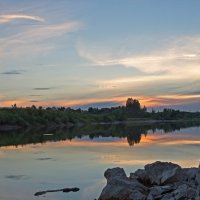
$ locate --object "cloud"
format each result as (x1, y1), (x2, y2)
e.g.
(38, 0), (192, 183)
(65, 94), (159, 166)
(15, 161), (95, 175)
(0, 70), (26, 75)
(92, 74), (200, 106)
(4, 175), (28, 180)
(0, 14), (45, 23)
(0, 21), (83, 58)
(29, 95), (43, 97)
(33, 87), (52, 90)
(17, 21), (82, 41)
(29, 100), (40, 103)
(77, 36), (200, 75)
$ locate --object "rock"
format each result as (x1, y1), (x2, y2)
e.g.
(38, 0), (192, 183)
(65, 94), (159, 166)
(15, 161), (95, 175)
(132, 169), (151, 186)
(144, 161), (183, 185)
(148, 185), (174, 199)
(98, 161), (200, 200)
(184, 168), (198, 182)
(146, 193), (154, 200)
(173, 183), (197, 199)
(104, 167), (127, 181)
(99, 167), (148, 200)
(160, 193), (175, 200)
(196, 168), (200, 185)
(128, 190), (146, 200)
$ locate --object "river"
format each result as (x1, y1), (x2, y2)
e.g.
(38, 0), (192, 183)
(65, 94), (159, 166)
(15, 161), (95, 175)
(0, 123), (199, 200)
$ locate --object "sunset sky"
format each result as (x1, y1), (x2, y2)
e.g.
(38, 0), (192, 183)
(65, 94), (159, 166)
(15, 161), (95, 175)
(0, 0), (200, 110)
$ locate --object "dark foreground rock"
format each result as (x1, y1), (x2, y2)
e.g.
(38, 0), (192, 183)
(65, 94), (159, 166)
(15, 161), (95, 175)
(34, 187), (79, 196)
(98, 161), (200, 200)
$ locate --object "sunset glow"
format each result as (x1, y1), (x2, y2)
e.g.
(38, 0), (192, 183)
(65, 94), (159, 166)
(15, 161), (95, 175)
(0, 94), (199, 109)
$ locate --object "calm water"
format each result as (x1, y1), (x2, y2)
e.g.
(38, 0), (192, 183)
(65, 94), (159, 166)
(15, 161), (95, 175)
(0, 124), (200, 200)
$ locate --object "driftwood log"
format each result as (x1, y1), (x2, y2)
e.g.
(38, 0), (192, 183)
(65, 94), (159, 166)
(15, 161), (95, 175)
(34, 187), (79, 196)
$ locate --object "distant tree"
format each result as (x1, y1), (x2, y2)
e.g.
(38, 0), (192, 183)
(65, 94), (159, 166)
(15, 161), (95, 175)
(59, 107), (65, 111)
(31, 105), (36, 109)
(142, 106), (147, 112)
(88, 107), (99, 114)
(12, 104), (17, 109)
(76, 108), (82, 113)
(126, 98), (141, 112)
(88, 107), (94, 113)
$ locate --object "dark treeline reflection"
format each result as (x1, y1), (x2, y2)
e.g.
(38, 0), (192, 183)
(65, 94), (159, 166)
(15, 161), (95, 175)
(0, 121), (200, 148)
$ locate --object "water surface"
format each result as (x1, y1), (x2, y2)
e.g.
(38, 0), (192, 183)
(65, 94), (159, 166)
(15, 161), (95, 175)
(0, 123), (199, 200)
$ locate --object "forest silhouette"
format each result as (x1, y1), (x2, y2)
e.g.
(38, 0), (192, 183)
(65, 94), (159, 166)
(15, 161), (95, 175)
(0, 98), (200, 128)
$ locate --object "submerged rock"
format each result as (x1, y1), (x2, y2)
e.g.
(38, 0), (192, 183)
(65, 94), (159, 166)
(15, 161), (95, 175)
(98, 161), (200, 200)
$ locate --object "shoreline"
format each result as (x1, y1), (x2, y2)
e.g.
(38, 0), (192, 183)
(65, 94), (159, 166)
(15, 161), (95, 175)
(0, 118), (200, 131)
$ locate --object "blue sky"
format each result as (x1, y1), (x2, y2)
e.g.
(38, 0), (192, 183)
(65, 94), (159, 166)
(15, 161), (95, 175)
(0, 0), (200, 110)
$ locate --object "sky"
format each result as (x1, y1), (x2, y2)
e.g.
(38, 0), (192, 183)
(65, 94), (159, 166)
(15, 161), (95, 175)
(0, 0), (200, 111)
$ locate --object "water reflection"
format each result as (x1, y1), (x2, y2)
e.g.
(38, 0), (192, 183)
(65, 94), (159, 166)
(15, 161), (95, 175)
(0, 123), (199, 200)
(0, 121), (200, 148)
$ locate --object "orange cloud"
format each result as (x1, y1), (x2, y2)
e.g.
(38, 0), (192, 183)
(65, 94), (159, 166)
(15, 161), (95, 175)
(0, 94), (199, 108)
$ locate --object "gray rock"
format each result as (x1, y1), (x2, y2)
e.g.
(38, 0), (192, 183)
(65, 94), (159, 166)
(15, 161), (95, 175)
(183, 167), (198, 184)
(161, 193), (175, 200)
(99, 168), (148, 200)
(173, 183), (197, 199)
(98, 161), (200, 200)
(196, 168), (200, 185)
(132, 169), (151, 186)
(147, 185), (174, 200)
(146, 193), (154, 200)
(195, 196), (200, 200)
(99, 180), (147, 200)
(144, 161), (183, 185)
(129, 190), (146, 200)
(105, 167), (127, 180)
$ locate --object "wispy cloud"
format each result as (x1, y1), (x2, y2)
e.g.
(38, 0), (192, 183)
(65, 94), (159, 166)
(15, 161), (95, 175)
(33, 87), (52, 91)
(0, 21), (83, 58)
(0, 70), (26, 75)
(28, 95), (43, 97)
(77, 36), (200, 75)
(29, 100), (40, 103)
(93, 74), (200, 104)
(0, 14), (45, 23)
(17, 21), (82, 41)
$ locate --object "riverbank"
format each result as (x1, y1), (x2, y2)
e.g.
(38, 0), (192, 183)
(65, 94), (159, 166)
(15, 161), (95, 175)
(1, 118), (200, 131)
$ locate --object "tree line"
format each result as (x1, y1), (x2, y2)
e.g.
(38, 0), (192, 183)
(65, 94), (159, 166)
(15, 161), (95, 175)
(0, 98), (199, 127)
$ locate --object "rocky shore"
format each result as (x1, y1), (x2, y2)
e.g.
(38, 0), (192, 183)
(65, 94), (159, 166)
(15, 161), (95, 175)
(98, 161), (200, 200)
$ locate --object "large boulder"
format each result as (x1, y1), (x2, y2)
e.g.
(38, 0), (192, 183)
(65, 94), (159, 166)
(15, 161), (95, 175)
(144, 161), (184, 185)
(104, 167), (127, 182)
(99, 167), (148, 200)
